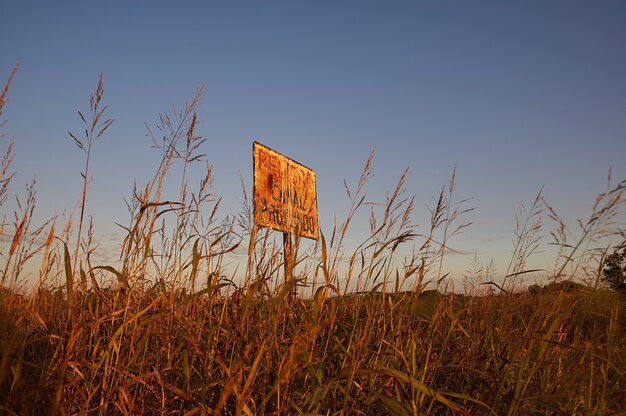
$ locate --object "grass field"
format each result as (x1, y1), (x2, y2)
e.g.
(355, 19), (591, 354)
(1, 68), (625, 415)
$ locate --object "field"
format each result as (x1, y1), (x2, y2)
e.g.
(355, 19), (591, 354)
(1, 68), (625, 415)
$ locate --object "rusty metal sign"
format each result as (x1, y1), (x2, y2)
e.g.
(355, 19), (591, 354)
(253, 141), (318, 239)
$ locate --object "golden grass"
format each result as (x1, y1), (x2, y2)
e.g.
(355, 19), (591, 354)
(0, 69), (625, 415)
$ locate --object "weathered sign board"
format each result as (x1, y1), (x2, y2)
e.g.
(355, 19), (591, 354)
(253, 141), (318, 240)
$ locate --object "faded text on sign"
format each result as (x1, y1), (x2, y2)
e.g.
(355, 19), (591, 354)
(253, 142), (318, 239)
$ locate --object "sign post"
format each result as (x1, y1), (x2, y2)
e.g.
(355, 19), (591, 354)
(253, 142), (318, 296)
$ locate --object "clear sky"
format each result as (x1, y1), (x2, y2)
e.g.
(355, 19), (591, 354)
(1, 1), (625, 289)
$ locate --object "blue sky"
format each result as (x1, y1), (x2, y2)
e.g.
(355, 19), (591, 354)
(1, 1), (625, 288)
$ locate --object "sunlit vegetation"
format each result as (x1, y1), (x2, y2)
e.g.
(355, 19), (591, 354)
(1, 68), (625, 415)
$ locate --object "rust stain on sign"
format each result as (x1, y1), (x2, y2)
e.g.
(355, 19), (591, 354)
(253, 141), (318, 239)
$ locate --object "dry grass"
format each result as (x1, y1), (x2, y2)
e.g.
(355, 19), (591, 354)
(0, 69), (625, 415)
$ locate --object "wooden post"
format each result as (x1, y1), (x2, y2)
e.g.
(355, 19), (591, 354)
(283, 232), (295, 299)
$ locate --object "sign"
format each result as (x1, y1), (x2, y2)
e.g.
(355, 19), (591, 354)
(253, 141), (318, 239)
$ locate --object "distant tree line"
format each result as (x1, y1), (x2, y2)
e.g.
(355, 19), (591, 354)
(603, 243), (626, 292)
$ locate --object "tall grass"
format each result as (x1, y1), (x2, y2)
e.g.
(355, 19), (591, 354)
(0, 69), (625, 415)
